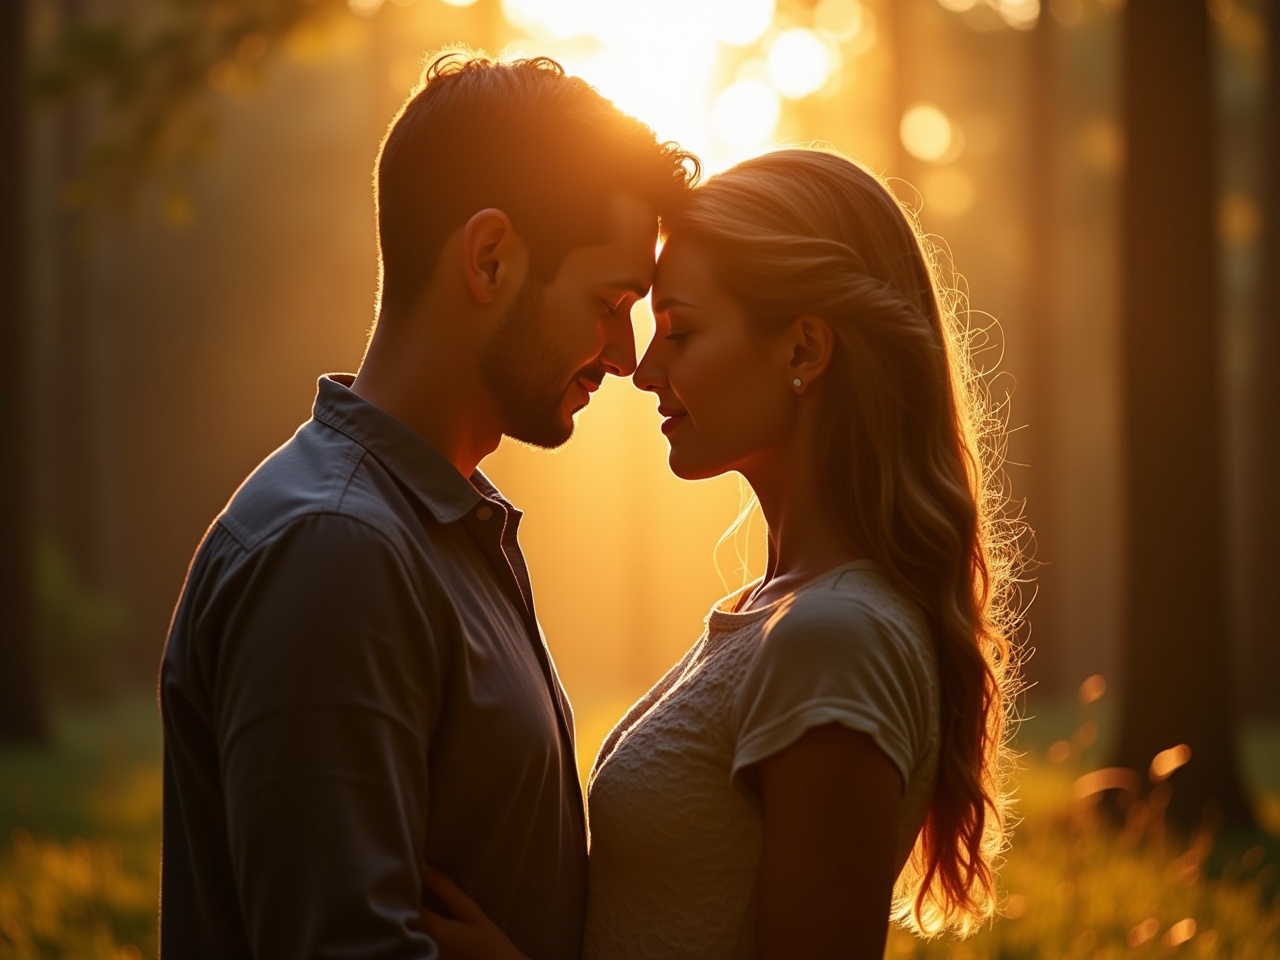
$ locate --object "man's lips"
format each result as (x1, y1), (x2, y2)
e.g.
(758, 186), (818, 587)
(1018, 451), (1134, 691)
(572, 376), (603, 407)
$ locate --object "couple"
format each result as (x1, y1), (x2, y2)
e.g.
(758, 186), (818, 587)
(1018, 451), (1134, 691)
(159, 51), (1019, 960)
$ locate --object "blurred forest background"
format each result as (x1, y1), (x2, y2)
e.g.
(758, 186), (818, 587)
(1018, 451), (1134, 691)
(1, 0), (1278, 956)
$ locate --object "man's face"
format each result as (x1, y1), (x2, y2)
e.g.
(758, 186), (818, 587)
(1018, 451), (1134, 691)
(479, 194), (658, 449)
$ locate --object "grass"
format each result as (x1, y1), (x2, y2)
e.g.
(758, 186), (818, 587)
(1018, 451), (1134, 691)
(0, 698), (161, 960)
(883, 762), (1280, 958)
(1, 693), (1278, 958)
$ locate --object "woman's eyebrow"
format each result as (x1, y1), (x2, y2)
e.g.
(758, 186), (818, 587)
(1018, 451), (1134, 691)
(652, 296), (693, 314)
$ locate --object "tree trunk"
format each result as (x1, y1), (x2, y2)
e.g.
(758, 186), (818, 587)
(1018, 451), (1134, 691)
(1113, 0), (1253, 829)
(49, 0), (103, 591)
(1238, 0), (1280, 719)
(0, 0), (48, 743)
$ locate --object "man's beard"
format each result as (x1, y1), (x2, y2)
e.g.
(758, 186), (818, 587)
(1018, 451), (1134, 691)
(478, 278), (580, 450)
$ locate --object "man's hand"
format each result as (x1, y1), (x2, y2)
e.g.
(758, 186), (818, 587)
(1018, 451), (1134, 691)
(417, 866), (530, 960)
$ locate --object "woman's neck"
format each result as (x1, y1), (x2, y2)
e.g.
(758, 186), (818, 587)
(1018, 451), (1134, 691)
(739, 452), (861, 611)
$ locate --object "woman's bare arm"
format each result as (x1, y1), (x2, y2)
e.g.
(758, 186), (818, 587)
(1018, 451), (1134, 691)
(750, 722), (903, 960)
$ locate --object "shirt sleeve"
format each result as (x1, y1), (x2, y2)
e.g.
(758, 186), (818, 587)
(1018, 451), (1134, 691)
(212, 514), (442, 960)
(730, 592), (932, 806)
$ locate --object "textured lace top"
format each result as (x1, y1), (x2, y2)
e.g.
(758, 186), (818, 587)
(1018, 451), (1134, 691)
(583, 560), (941, 960)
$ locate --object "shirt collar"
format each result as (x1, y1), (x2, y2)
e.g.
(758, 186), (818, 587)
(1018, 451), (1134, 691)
(311, 373), (512, 524)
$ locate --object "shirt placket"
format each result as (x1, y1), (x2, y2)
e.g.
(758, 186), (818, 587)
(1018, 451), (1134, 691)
(462, 502), (583, 802)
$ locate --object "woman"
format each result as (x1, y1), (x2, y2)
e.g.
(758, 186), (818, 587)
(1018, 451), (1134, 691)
(424, 147), (1022, 958)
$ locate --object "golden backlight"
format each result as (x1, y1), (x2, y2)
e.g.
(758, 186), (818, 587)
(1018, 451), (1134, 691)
(459, 0), (878, 777)
(467, 2), (808, 774)
(483, 306), (761, 780)
(365, 0), (892, 776)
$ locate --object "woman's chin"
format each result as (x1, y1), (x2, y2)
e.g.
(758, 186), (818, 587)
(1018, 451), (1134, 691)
(666, 452), (727, 482)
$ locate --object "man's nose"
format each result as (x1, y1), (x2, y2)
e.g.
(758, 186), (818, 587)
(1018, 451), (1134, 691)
(601, 313), (638, 378)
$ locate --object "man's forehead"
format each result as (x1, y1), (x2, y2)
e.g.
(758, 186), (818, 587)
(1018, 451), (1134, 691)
(579, 194), (660, 289)
(607, 192), (659, 239)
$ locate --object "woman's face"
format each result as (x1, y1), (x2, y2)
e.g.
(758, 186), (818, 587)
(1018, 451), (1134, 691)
(635, 238), (797, 480)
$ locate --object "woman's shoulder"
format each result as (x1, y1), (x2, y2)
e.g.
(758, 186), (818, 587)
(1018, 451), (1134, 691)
(731, 562), (941, 789)
(761, 562), (929, 652)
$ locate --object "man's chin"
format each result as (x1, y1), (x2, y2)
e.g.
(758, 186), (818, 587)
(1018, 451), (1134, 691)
(505, 414), (575, 451)
(498, 384), (587, 450)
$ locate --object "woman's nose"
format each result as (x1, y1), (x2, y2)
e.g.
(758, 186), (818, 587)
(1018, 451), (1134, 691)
(632, 340), (665, 392)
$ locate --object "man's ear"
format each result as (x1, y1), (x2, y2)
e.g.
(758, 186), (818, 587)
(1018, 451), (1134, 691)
(461, 208), (527, 305)
(783, 314), (836, 391)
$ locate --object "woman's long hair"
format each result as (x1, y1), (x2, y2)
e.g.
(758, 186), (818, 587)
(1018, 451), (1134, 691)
(667, 148), (1023, 937)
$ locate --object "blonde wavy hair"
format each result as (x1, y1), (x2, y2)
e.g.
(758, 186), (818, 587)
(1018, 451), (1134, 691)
(667, 148), (1023, 937)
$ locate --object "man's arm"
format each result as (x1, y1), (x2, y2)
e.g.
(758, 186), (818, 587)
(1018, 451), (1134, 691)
(214, 514), (441, 960)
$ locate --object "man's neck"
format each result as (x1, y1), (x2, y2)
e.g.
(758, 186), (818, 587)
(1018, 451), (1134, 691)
(351, 320), (501, 480)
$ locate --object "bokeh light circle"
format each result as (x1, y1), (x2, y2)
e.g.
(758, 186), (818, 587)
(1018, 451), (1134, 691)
(766, 28), (835, 100)
(900, 102), (954, 162)
(716, 0), (776, 46)
(814, 0), (866, 42)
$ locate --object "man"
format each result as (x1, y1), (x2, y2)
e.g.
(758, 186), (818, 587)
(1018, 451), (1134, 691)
(159, 52), (698, 959)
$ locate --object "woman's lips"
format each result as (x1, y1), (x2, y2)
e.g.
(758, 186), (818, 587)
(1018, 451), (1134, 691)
(659, 411), (686, 435)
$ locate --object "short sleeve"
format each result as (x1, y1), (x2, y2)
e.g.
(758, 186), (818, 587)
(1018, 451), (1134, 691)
(730, 591), (933, 805)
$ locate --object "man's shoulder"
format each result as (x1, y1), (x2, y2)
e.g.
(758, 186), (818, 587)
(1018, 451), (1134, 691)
(216, 418), (409, 553)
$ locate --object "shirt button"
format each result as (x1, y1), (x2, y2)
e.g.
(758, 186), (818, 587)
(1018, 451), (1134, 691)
(475, 505), (494, 521)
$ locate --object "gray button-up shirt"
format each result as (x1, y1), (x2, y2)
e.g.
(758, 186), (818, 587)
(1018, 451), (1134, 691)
(160, 375), (586, 960)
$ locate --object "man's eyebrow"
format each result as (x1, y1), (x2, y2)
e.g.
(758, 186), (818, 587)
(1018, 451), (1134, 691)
(652, 296), (693, 314)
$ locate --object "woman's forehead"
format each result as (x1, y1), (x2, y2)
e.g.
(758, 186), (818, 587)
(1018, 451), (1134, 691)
(653, 237), (714, 296)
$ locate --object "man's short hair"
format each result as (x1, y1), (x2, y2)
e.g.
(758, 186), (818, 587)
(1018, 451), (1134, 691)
(375, 52), (700, 316)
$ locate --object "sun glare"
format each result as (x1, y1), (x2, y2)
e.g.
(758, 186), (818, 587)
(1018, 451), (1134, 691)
(476, 0), (869, 172)
(712, 80), (781, 152)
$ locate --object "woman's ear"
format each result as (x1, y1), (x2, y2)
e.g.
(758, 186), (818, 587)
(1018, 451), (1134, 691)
(784, 314), (836, 392)
(461, 208), (528, 305)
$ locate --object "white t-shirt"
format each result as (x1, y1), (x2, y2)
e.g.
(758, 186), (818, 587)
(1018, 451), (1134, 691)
(583, 560), (940, 960)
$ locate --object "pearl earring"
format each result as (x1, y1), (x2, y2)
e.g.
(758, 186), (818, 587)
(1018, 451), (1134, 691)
(792, 378), (803, 389)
